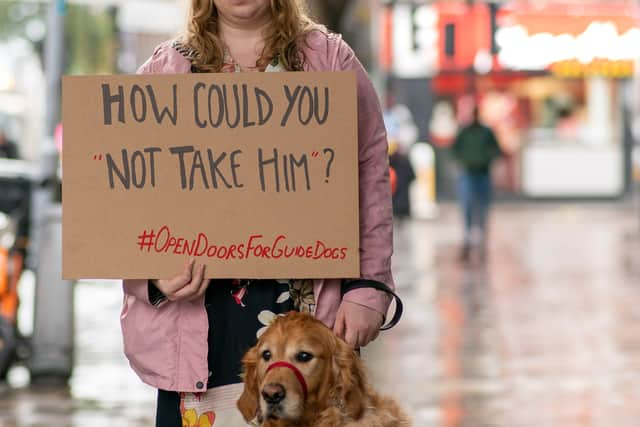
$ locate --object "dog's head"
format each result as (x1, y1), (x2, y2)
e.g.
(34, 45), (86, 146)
(237, 312), (367, 424)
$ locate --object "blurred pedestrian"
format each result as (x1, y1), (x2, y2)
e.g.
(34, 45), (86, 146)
(0, 129), (19, 159)
(120, 1), (397, 426)
(451, 106), (502, 261)
(389, 141), (415, 219)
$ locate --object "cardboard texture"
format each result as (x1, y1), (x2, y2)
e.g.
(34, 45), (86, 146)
(62, 72), (359, 279)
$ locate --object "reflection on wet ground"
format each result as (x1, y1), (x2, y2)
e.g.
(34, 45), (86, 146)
(1, 282), (156, 426)
(366, 203), (640, 427)
(1, 203), (639, 426)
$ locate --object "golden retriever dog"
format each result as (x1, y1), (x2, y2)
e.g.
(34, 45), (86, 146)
(237, 312), (411, 426)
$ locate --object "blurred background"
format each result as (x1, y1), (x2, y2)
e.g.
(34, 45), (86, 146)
(0, 0), (639, 426)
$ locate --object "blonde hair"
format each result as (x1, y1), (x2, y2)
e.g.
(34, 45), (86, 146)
(182, 0), (318, 72)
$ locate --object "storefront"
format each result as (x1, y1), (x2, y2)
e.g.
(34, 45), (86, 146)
(496, 3), (637, 198)
(380, 1), (639, 199)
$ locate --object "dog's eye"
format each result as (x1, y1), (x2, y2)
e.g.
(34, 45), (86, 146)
(261, 350), (272, 361)
(295, 352), (314, 363)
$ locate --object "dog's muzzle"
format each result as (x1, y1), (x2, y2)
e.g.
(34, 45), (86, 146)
(265, 361), (308, 401)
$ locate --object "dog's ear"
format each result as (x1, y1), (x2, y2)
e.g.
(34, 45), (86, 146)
(331, 337), (367, 419)
(237, 346), (261, 423)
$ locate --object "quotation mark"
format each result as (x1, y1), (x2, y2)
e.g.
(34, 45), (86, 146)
(137, 229), (156, 252)
(93, 154), (103, 160)
(311, 151), (319, 158)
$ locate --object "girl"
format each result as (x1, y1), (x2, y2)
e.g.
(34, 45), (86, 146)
(121, 1), (396, 425)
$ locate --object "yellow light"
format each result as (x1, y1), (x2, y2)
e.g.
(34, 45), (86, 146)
(571, 61), (582, 78)
(612, 62), (621, 78)
(550, 59), (636, 79)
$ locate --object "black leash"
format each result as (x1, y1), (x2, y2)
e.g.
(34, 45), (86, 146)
(342, 279), (403, 331)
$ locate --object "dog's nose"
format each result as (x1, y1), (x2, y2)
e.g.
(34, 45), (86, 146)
(261, 383), (286, 405)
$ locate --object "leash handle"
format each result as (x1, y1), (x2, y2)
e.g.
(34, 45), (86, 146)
(341, 280), (403, 331)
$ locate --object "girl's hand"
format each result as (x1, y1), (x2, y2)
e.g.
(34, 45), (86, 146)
(333, 300), (384, 348)
(154, 259), (208, 302)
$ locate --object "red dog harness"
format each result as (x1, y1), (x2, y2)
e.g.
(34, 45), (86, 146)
(266, 361), (308, 401)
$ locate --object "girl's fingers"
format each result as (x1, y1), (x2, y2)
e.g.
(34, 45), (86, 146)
(158, 259), (195, 296)
(171, 263), (205, 300)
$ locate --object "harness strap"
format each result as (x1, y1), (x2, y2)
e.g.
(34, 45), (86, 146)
(266, 361), (308, 401)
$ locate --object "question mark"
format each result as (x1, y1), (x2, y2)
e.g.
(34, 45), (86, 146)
(323, 148), (335, 183)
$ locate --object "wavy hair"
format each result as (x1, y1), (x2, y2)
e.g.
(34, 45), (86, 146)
(182, 0), (318, 72)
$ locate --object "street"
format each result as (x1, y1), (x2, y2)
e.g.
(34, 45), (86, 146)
(1, 202), (639, 427)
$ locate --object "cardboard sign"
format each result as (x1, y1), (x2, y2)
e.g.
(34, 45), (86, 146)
(62, 73), (359, 279)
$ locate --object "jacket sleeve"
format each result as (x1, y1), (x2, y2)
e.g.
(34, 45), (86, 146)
(123, 279), (149, 302)
(121, 43), (174, 306)
(331, 37), (394, 317)
(451, 129), (463, 161)
(488, 127), (503, 159)
(136, 43), (168, 75)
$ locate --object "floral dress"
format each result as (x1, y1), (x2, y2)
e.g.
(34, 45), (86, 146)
(155, 41), (316, 427)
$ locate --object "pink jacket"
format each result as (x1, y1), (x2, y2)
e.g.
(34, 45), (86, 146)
(121, 30), (394, 392)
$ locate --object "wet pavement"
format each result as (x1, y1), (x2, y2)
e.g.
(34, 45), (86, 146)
(1, 203), (639, 426)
